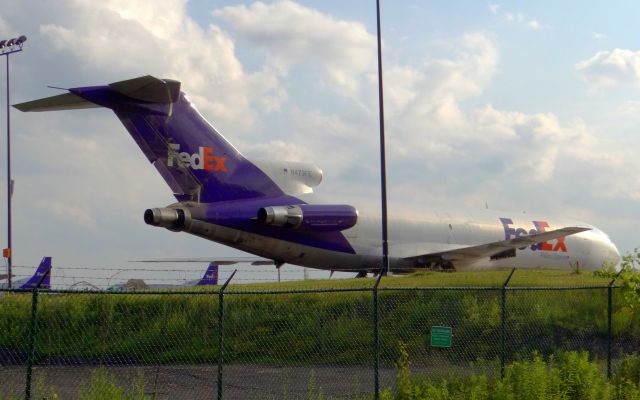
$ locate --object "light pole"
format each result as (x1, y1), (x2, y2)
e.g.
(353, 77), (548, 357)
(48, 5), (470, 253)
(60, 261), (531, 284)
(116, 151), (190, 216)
(375, 1), (389, 276)
(1, 35), (27, 289)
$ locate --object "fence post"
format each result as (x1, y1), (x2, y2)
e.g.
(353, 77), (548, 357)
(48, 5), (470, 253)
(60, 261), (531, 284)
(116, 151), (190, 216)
(24, 269), (49, 400)
(217, 270), (236, 400)
(607, 272), (621, 379)
(373, 269), (384, 400)
(501, 268), (516, 379)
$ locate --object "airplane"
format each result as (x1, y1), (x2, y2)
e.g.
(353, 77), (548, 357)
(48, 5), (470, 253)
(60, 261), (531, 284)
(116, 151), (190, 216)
(0, 257), (52, 289)
(14, 76), (621, 275)
(107, 263), (219, 291)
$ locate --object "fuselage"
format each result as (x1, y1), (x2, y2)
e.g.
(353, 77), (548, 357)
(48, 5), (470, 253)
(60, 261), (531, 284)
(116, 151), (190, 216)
(176, 198), (621, 273)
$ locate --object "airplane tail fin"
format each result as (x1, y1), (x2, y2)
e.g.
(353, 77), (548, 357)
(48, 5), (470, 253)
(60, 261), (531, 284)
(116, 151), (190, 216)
(14, 76), (284, 203)
(20, 257), (52, 289)
(197, 263), (219, 286)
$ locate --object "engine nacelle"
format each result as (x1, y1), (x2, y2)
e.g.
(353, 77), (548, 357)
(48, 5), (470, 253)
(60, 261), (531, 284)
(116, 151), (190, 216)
(257, 204), (357, 231)
(144, 207), (191, 231)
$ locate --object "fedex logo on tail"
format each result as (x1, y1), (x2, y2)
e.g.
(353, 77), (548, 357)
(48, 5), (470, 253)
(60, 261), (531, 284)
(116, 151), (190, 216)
(167, 143), (227, 172)
(500, 218), (567, 252)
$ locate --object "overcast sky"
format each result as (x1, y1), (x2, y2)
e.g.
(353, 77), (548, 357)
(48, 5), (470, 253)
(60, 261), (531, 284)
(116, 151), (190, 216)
(0, 0), (639, 283)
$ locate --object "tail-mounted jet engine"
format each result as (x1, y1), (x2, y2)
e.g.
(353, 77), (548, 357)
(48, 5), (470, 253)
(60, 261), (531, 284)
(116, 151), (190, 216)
(144, 203), (357, 233)
(144, 207), (191, 232)
(257, 204), (357, 232)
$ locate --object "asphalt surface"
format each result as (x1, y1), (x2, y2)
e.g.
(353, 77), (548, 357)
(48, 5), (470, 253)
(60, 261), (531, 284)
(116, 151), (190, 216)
(1, 364), (397, 399)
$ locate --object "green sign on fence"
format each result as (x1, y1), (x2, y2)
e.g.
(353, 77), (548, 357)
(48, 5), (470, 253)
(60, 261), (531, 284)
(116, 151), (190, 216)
(431, 326), (452, 347)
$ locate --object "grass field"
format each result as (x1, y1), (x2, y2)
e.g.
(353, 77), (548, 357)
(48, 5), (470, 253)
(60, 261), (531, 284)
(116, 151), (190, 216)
(221, 268), (614, 292)
(0, 268), (635, 368)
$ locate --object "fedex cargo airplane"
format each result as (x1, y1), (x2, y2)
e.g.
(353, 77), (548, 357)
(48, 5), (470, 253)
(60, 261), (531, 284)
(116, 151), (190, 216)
(107, 263), (218, 291)
(15, 76), (621, 274)
(0, 257), (52, 289)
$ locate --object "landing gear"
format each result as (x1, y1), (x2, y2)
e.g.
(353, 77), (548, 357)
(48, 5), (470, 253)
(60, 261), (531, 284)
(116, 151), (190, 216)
(440, 261), (455, 272)
(275, 260), (284, 282)
(418, 260), (456, 272)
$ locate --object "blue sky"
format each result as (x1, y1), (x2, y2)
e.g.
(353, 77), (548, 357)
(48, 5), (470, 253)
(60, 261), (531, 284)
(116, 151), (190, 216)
(0, 0), (638, 285)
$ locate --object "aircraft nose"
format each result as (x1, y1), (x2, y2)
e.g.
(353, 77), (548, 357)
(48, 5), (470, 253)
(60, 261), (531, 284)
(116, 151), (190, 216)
(605, 240), (621, 267)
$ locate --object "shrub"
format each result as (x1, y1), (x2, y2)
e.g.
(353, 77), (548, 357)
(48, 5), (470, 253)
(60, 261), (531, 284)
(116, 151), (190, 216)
(77, 368), (149, 400)
(384, 351), (640, 400)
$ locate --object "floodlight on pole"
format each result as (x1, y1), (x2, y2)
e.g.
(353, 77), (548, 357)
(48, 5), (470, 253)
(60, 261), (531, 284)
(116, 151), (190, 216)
(1, 35), (27, 288)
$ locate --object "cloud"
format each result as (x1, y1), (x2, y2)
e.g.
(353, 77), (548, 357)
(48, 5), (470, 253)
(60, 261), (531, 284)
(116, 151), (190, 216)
(497, 8), (543, 30)
(0, 15), (12, 33)
(37, 0), (286, 131)
(213, 0), (376, 98)
(592, 31), (606, 40)
(527, 20), (540, 30)
(363, 33), (640, 222)
(576, 48), (640, 90)
(505, 12), (523, 23)
(384, 33), (498, 155)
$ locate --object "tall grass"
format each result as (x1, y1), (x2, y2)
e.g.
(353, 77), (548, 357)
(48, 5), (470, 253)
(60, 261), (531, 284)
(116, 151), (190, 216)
(383, 346), (640, 400)
(77, 369), (148, 400)
(0, 271), (636, 365)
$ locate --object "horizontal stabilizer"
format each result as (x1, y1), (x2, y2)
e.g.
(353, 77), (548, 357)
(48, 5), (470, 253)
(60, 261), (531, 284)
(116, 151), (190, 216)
(132, 256), (276, 266)
(109, 75), (180, 104)
(13, 75), (181, 113)
(13, 92), (99, 112)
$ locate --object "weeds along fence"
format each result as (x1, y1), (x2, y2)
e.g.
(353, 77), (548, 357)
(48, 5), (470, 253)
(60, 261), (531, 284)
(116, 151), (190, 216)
(0, 274), (637, 399)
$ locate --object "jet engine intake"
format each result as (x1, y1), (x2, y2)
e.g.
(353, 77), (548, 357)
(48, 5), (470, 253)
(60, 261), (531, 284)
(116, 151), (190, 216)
(257, 204), (357, 232)
(144, 207), (191, 231)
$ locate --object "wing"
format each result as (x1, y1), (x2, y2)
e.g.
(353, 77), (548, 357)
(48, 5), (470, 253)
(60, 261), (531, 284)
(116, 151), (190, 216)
(132, 256), (277, 266)
(403, 226), (590, 267)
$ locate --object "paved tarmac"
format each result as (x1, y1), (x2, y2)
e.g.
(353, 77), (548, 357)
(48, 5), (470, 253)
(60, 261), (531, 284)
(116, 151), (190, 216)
(1, 364), (396, 399)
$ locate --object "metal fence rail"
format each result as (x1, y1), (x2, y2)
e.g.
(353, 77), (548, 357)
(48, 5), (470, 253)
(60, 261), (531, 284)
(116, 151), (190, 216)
(0, 278), (637, 399)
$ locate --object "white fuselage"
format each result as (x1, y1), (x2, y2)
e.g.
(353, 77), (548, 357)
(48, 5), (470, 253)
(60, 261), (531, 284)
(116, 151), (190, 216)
(182, 202), (620, 273)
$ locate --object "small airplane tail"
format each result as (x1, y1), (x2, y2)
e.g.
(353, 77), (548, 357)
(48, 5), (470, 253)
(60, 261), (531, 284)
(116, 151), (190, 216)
(14, 76), (285, 203)
(197, 263), (219, 286)
(20, 257), (52, 289)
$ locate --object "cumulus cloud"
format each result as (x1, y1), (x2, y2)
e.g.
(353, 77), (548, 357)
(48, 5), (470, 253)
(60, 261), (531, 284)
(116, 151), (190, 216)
(576, 48), (640, 90)
(38, 0), (287, 131)
(384, 33), (498, 154)
(369, 32), (640, 221)
(213, 0), (376, 98)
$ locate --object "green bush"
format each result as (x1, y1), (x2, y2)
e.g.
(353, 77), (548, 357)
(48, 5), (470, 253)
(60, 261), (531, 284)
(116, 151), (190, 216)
(384, 351), (640, 400)
(77, 368), (149, 400)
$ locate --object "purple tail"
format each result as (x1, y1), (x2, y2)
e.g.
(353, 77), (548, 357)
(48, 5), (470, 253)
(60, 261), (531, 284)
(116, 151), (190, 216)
(20, 257), (51, 289)
(197, 263), (218, 286)
(14, 76), (283, 203)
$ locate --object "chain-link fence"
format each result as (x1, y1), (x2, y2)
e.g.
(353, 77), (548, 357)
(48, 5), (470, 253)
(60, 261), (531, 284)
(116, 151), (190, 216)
(0, 276), (637, 399)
